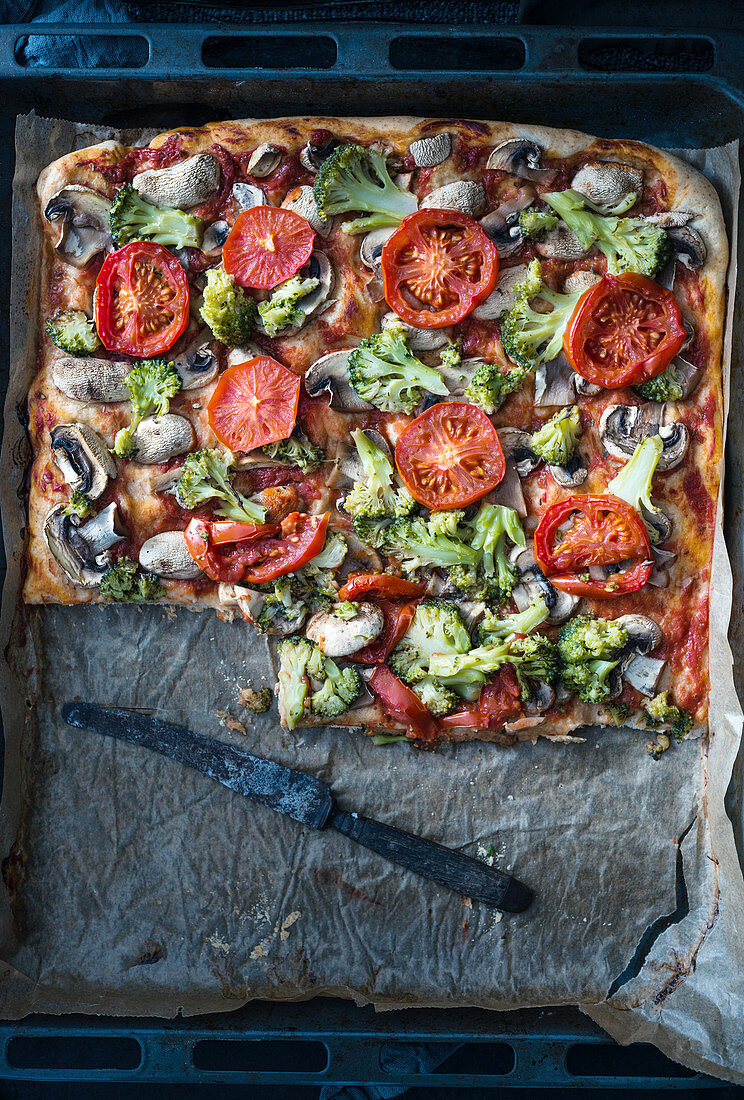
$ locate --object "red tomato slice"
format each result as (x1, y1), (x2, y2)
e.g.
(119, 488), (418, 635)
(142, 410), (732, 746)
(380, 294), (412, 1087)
(564, 273), (686, 388)
(208, 356), (301, 453)
(209, 521), (278, 545)
(395, 401), (505, 510)
(533, 494), (652, 598)
(382, 209), (498, 328)
(95, 241), (189, 357)
(222, 206), (315, 289)
(368, 665), (438, 740)
(242, 511), (329, 584)
(352, 600), (418, 664)
(184, 517), (280, 582)
(440, 668), (522, 730)
(337, 574), (426, 602)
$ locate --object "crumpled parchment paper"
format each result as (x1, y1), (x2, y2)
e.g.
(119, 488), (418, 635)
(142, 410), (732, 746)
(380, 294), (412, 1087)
(0, 114), (742, 1082)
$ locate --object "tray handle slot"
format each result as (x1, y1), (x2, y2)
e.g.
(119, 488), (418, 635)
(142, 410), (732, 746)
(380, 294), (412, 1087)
(14, 32), (149, 70)
(202, 33), (337, 71)
(388, 34), (525, 72)
(578, 36), (715, 73)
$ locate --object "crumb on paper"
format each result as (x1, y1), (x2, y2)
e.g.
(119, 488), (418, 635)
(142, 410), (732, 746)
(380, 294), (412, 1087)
(206, 933), (231, 955)
(215, 709), (249, 735)
(279, 911), (301, 940)
(250, 909), (302, 959)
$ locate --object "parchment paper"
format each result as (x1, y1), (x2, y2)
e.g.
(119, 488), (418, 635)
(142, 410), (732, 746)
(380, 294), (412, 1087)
(1, 114), (743, 1081)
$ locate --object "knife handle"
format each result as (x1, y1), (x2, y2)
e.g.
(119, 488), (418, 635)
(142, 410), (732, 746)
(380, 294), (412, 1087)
(327, 808), (533, 913)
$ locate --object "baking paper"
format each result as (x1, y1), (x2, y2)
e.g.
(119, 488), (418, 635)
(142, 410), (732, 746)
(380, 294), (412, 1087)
(0, 114), (742, 1081)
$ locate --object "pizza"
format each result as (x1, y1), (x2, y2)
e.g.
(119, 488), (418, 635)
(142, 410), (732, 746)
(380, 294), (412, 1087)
(25, 116), (727, 748)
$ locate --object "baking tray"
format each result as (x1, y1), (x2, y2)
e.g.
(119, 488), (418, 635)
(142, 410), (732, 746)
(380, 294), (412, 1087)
(0, 21), (741, 1089)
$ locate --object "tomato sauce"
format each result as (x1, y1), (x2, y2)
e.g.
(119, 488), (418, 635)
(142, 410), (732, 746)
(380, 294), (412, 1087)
(83, 133), (185, 185)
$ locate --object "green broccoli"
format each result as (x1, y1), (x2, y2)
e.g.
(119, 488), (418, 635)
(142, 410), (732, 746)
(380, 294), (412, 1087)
(389, 600), (471, 685)
(636, 364), (685, 403)
(605, 435), (664, 541)
(561, 658), (620, 704)
(518, 206), (559, 239)
(468, 503), (526, 601)
(277, 636), (326, 729)
(426, 509), (465, 537)
(310, 656), (363, 718)
(440, 343), (462, 371)
(175, 448), (266, 523)
(263, 433), (325, 473)
(332, 601), (359, 621)
(99, 557), (166, 602)
(240, 684), (273, 713)
(110, 183), (203, 249)
(341, 429), (414, 527)
(444, 565), (505, 604)
(384, 515), (478, 572)
(411, 678), (459, 717)
(306, 529), (348, 570)
(477, 596), (549, 645)
(428, 641), (513, 699)
(508, 634), (558, 701)
(347, 326), (449, 414)
(500, 260), (584, 372)
(257, 274), (320, 337)
(200, 267), (257, 348)
(557, 613), (628, 704)
(295, 566), (338, 612)
(604, 701), (632, 726)
(543, 189), (671, 278)
(113, 359), (182, 458)
(257, 576), (308, 634)
(45, 310), (101, 356)
(530, 405), (581, 467)
(313, 143), (417, 235)
(643, 690), (693, 741)
(463, 362), (526, 414)
(63, 489), (95, 520)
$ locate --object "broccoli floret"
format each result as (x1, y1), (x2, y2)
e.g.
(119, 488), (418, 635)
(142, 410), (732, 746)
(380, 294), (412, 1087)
(646, 731), (672, 760)
(175, 448), (265, 523)
(257, 275), (320, 337)
(557, 613), (629, 664)
(428, 641), (512, 700)
(530, 405), (581, 466)
(347, 326), (449, 414)
(257, 576), (308, 634)
(332, 601), (359, 621)
(45, 310), (100, 356)
(200, 267), (257, 348)
(277, 636), (324, 729)
(240, 684), (273, 713)
(341, 429), (415, 528)
(604, 701), (632, 726)
(500, 259), (584, 372)
(427, 510), (465, 537)
(263, 433), (325, 472)
(389, 600), (471, 685)
(384, 516), (478, 572)
(313, 143), (417, 235)
(440, 343), (462, 371)
(411, 678), (459, 717)
(310, 656), (363, 719)
(518, 206), (559, 239)
(543, 189), (671, 278)
(99, 557), (166, 602)
(306, 529), (348, 570)
(643, 690), (693, 741)
(464, 362), (526, 414)
(561, 657), (620, 704)
(508, 634), (558, 700)
(63, 489), (95, 520)
(444, 565), (504, 603)
(605, 435), (664, 541)
(110, 183), (203, 249)
(636, 364), (685, 403)
(113, 359), (182, 458)
(349, 516), (391, 550)
(468, 503), (526, 600)
(477, 596), (550, 645)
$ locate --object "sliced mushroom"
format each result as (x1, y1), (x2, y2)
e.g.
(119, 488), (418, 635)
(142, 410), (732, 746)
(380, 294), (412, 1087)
(172, 329), (219, 390)
(282, 185), (331, 236)
(293, 250), (335, 325)
(599, 404), (688, 470)
(201, 219), (229, 256)
(524, 681), (556, 715)
(649, 545), (677, 588)
(549, 454), (587, 488)
(490, 442), (527, 516)
(644, 211), (694, 228)
(478, 209), (523, 257)
(218, 583), (266, 624)
(473, 264), (530, 319)
(409, 133), (452, 167)
(138, 531), (204, 580)
(128, 414), (194, 465)
(380, 311), (450, 351)
(50, 423), (116, 499)
(232, 182), (267, 212)
(44, 186), (112, 268)
(306, 602), (384, 657)
(300, 134), (340, 173)
(133, 154), (219, 209)
(622, 654), (666, 697)
(668, 354), (702, 400)
(573, 373), (602, 397)
(667, 224), (706, 269)
(571, 161), (642, 215)
(615, 613), (663, 656)
(52, 357), (131, 403)
(360, 226), (396, 270)
(534, 352), (575, 407)
(436, 355), (483, 396)
(563, 269), (602, 294)
(246, 143), (282, 178)
(486, 139), (557, 183)
(149, 466), (184, 494)
(644, 506), (673, 545)
(44, 502), (124, 587)
(421, 181), (486, 218)
(511, 547), (579, 625)
(304, 350), (372, 412)
(227, 341), (263, 368)
(536, 223), (590, 261)
(497, 427), (540, 478)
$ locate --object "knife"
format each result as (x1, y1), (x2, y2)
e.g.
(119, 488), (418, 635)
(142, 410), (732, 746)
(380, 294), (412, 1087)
(62, 702), (533, 913)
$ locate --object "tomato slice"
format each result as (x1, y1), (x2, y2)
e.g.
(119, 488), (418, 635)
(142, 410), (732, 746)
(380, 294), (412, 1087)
(184, 517), (280, 582)
(368, 665), (438, 741)
(564, 273), (686, 388)
(209, 521), (275, 545)
(222, 206), (315, 290)
(95, 241), (189, 357)
(382, 209), (498, 328)
(533, 494), (652, 598)
(337, 574), (426, 602)
(242, 511), (329, 584)
(441, 668), (522, 730)
(352, 600), (418, 664)
(395, 401), (505, 510)
(208, 356), (301, 453)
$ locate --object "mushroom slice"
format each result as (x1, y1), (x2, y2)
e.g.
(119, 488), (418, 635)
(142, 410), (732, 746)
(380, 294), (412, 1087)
(227, 341), (264, 368)
(649, 545), (677, 588)
(473, 264), (530, 319)
(300, 134), (340, 173)
(491, 434), (527, 517)
(305, 602), (384, 657)
(246, 143), (282, 178)
(380, 311), (450, 351)
(524, 681), (556, 715)
(622, 654), (666, 697)
(304, 350), (373, 412)
(44, 185), (112, 268)
(615, 613), (663, 655)
(173, 329), (219, 390)
(511, 547), (580, 625)
(133, 154), (219, 209)
(571, 161), (642, 215)
(218, 582), (266, 624)
(534, 352), (576, 407)
(201, 219), (229, 256)
(128, 414), (195, 465)
(667, 224), (706, 269)
(563, 269), (602, 295)
(282, 185), (331, 236)
(549, 454), (587, 488)
(644, 506), (673, 545)
(497, 427), (540, 478)
(52, 357), (131, 403)
(536, 223), (591, 261)
(479, 209), (523, 257)
(486, 138), (557, 183)
(232, 182), (267, 212)
(599, 404), (688, 471)
(293, 250), (336, 325)
(360, 226), (396, 270)
(644, 211), (694, 228)
(139, 531), (204, 580)
(51, 423), (116, 499)
(409, 133), (452, 167)
(421, 181), (487, 218)
(44, 502), (124, 587)
(668, 354), (702, 400)
(572, 373), (602, 397)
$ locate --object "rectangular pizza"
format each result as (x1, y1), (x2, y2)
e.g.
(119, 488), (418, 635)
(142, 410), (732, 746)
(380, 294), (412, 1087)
(24, 116), (726, 747)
